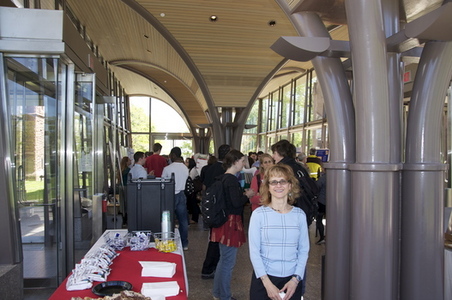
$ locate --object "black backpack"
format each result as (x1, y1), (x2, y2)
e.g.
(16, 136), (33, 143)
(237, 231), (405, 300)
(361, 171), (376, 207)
(201, 175), (228, 228)
(293, 165), (319, 226)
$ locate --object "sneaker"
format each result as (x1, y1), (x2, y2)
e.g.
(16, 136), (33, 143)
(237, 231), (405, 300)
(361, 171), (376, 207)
(316, 238), (325, 245)
(183, 246), (189, 251)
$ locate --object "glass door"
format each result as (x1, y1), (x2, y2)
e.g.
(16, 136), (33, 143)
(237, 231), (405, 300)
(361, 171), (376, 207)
(73, 73), (95, 254)
(6, 56), (60, 288)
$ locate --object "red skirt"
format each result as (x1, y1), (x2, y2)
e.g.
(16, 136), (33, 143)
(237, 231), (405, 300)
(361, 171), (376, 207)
(210, 214), (246, 248)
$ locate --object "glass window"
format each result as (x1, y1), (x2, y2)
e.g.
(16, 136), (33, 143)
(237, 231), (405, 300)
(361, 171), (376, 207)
(261, 97), (268, 132)
(292, 132), (303, 149)
(131, 134), (150, 152)
(294, 76), (307, 125)
(307, 128), (323, 149)
(151, 99), (189, 133)
(241, 134), (257, 154)
(281, 84), (291, 128)
(309, 72), (325, 122)
(269, 91), (278, 131)
(129, 97), (150, 133)
(245, 100), (259, 134)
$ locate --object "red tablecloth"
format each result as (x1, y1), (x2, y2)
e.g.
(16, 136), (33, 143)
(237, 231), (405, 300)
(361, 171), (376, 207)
(49, 248), (187, 300)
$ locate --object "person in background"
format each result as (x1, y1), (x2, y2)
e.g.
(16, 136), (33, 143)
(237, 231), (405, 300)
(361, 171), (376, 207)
(185, 157), (201, 224)
(211, 149), (254, 300)
(271, 140), (318, 227)
(200, 144), (231, 279)
(248, 151), (257, 168)
(207, 155), (218, 166)
(249, 153), (274, 211)
(315, 172), (326, 245)
(296, 152), (309, 172)
(144, 143), (167, 177)
(306, 148), (323, 180)
(248, 164), (309, 300)
(249, 151), (258, 163)
(129, 151), (149, 179)
(162, 147), (189, 250)
(120, 156), (132, 186)
(252, 151), (264, 168)
(119, 156), (132, 224)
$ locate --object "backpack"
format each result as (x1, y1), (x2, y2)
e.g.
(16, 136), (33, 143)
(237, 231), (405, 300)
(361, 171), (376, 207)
(293, 164), (319, 226)
(184, 176), (195, 195)
(201, 175), (228, 228)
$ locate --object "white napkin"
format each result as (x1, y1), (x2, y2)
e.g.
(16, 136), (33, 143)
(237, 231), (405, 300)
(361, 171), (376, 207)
(65, 278), (92, 291)
(141, 281), (180, 297)
(139, 261), (176, 278)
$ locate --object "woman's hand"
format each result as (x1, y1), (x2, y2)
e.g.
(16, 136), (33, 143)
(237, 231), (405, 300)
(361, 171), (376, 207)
(280, 277), (299, 300)
(260, 275), (284, 300)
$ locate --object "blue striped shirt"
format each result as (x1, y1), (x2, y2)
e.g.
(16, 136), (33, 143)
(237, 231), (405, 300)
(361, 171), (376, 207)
(248, 206), (309, 279)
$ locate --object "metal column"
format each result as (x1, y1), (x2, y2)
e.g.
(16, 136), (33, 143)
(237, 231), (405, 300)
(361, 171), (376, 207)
(288, 11), (355, 300)
(345, 0), (401, 298)
(401, 40), (452, 300)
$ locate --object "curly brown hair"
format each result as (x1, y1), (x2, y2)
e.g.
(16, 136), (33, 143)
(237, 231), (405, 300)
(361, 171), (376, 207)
(260, 164), (301, 206)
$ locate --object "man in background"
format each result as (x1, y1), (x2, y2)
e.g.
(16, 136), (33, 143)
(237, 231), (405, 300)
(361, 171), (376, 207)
(162, 147), (189, 250)
(306, 148), (323, 180)
(144, 143), (167, 177)
(129, 151), (148, 179)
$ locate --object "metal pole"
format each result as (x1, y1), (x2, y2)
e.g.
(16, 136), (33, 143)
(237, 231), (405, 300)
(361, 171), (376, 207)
(345, 0), (400, 298)
(401, 40), (452, 300)
(288, 11), (355, 300)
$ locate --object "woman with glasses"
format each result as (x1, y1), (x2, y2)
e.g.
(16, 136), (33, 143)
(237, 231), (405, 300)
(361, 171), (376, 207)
(248, 164), (309, 300)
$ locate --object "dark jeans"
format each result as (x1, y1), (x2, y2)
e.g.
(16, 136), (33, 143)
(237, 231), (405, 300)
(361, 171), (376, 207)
(201, 240), (220, 275)
(186, 192), (200, 222)
(249, 273), (305, 300)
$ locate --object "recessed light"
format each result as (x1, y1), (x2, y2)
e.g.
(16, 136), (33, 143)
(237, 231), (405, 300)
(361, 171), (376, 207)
(268, 20), (276, 26)
(210, 15), (218, 22)
(160, 13), (165, 17)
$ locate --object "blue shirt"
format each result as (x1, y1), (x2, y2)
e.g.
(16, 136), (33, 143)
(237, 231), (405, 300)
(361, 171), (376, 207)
(248, 206), (309, 279)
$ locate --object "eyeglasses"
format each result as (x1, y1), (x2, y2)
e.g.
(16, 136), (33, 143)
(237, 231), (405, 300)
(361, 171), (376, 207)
(269, 179), (289, 186)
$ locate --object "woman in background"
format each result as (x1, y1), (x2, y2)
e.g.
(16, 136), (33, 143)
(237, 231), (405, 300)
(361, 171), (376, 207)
(249, 164), (309, 300)
(249, 153), (274, 211)
(185, 157), (201, 224)
(120, 156), (132, 186)
(211, 149), (254, 300)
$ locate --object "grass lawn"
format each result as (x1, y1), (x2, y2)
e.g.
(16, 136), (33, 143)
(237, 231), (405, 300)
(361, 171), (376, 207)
(25, 181), (44, 202)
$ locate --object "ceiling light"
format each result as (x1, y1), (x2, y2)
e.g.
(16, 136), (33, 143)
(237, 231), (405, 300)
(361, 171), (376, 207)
(210, 15), (218, 22)
(268, 20), (276, 26)
(160, 13), (165, 17)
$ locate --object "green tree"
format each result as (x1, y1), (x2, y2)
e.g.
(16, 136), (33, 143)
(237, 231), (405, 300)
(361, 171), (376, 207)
(130, 104), (154, 151)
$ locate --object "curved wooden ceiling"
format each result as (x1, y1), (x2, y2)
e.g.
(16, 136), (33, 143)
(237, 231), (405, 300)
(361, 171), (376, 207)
(64, 0), (443, 130)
